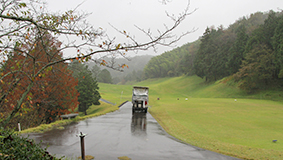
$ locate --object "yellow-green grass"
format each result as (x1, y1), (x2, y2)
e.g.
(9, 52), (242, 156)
(149, 98), (283, 160)
(20, 101), (118, 134)
(99, 83), (133, 104)
(100, 76), (283, 160)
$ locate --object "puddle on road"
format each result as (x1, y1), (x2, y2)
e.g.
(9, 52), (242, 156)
(23, 121), (80, 146)
(131, 112), (147, 137)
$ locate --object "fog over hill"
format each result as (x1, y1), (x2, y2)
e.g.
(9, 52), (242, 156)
(87, 55), (153, 83)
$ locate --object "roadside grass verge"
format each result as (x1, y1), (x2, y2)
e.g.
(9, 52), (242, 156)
(149, 97), (283, 160)
(101, 75), (283, 160)
(20, 101), (118, 134)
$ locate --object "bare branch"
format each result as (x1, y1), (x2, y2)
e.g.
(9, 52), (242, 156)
(0, 0), (196, 126)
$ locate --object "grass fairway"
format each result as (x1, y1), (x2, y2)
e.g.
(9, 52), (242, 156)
(99, 76), (283, 160)
(99, 83), (133, 104)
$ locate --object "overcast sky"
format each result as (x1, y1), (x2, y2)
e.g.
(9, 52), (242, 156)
(46, 0), (283, 56)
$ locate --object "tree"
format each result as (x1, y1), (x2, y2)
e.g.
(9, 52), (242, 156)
(233, 11), (283, 92)
(91, 65), (101, 80)
(177, 40), (200, 76)
(0, 0), (193, 126)
(0, 34), (79, 128)
(234, 45), (275, 92)
(194, 27), (211, 80)
(143, 50), (183, 79)
(262, 11), (278, 49)
(194, 27), (221, 81)
(76, 66), (100, 115)
(227, 25), (249, 74)
(97, 69), (112, 84)
(272, 16), (283, 77)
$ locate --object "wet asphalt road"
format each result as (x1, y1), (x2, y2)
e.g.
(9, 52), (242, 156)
(25, 102), (239, 160)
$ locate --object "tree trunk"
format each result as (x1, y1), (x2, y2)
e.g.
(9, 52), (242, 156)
(84, 104), (87, 115)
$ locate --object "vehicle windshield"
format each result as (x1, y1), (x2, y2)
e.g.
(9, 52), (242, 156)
(133, 95), (148, 98)
(133, 88), (148, 96)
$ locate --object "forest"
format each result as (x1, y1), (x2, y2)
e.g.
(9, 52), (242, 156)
(143, 10), (283, 92)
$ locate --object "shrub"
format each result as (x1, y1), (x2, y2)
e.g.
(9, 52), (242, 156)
(0, 127), (58, 160)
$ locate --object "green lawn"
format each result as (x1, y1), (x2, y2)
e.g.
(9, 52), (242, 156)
(99, 76), (283, 160)
(99, 83), (132, 104)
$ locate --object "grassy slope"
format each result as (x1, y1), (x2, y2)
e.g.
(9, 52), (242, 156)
(99, 83), (133, 104)
(100, 76), (283, 160)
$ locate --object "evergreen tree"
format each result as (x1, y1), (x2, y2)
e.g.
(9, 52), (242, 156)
(233, 11), (283, 91)
(262, 11), (278, 49)
(98, 69), (113, 84)
(76, 66), (101, 115)
(178, 41), (200, 75)
(272, 16), (283, 77)
(194, 27), (225, 81)
(68, 60), (85, 78)
(234, 45), (275, 92)
(227, 25), (249, 74)
(91, 65), (101, 80)
(194, 27), (212, 80)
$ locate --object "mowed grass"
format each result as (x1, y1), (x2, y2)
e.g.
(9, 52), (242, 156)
(99, 83), (133, 104)
(100, 76), (283, 160)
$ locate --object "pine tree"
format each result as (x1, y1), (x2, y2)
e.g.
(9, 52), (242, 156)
(76, 66), (101, 115)
(272, 16), (283, 77)
(98, 69), (113, 84)
(227, 25), (249, 74)
(194, 27), (211, 80)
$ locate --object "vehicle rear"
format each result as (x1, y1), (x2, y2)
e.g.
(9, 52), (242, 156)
(132, 86), (149, 113)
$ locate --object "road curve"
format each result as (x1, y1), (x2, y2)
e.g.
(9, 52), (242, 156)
(25, 102), (239, 160)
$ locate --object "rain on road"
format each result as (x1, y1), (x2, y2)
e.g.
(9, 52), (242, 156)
(25, 102), (239, 160)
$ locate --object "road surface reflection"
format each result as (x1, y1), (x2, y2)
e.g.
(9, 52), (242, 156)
(131, 112), (147, 137)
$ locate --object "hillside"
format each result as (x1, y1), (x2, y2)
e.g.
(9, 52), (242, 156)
(133, 76), (282, 101)
(143, 10), (283, 93)
(100, 75), (283, 102)
(99, 76), (283, 160)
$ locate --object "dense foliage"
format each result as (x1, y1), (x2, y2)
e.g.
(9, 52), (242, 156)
(68, 61), (101, 115)
(0, 128), (57, 159)
(97, 69), (113, 84)
(143, 42), (200, 79)
(0, 35), (79, 129)
(234, 11), (283, 92)
(143, 10), (283, 92)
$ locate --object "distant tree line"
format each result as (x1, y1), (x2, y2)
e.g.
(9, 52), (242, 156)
(143, 10), (283, 92)
(86, 55), (153, 84)
(143, 41), (200, 79)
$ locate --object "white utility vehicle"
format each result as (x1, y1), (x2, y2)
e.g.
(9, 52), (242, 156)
(132, 86), (149, 113)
